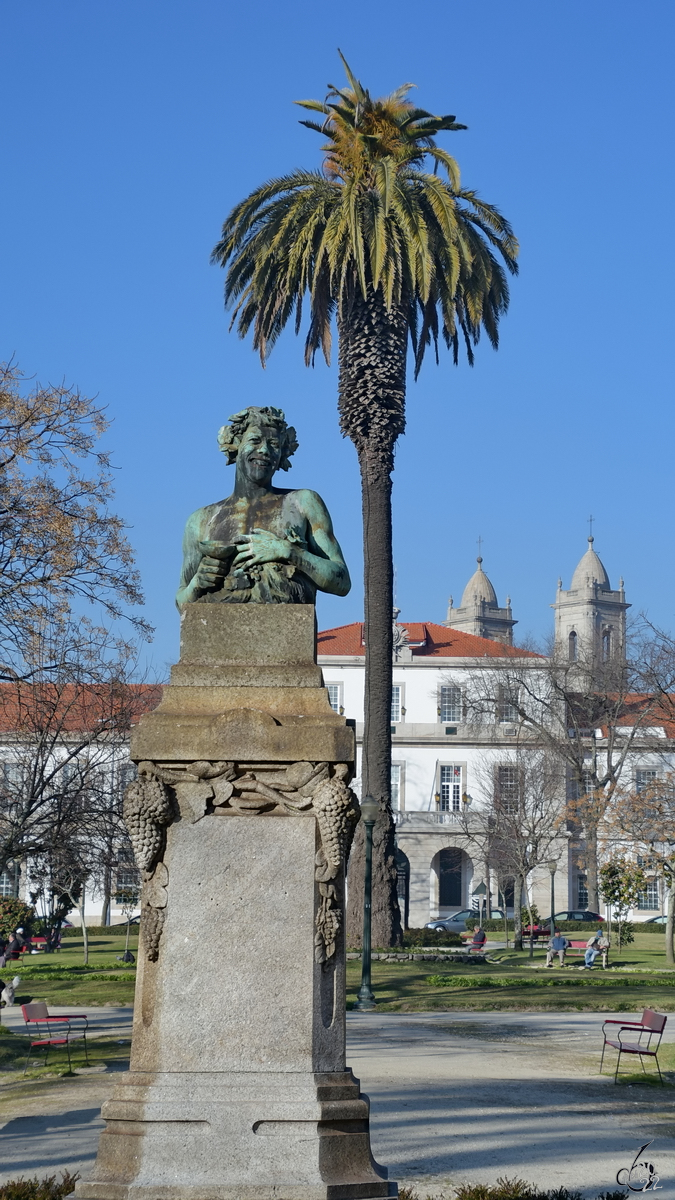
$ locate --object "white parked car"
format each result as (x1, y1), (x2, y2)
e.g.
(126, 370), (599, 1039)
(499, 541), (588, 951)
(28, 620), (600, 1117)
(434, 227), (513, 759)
(424, 908), (505, 933)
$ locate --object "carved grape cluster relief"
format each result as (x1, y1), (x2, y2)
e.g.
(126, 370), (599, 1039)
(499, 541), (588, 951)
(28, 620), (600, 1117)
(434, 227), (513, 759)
(123, 759), (359, 965)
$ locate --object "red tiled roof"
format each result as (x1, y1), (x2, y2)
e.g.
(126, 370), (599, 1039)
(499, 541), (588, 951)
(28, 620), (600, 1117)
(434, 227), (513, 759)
(317, 622), (540, 659)
(0, 683), (162, 734)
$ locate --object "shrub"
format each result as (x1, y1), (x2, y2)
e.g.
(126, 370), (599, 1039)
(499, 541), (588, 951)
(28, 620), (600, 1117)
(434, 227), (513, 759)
(0, 1173), (79, 1200)
(61, 924), (138, 937)
(466, 919), (609, 933)
(0, 899), (35, 941)
(399, 1179), (627, 1200)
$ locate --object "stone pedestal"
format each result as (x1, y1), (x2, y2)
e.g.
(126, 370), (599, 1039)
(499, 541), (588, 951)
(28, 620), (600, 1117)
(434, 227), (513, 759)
(75, 605), (394, 1200)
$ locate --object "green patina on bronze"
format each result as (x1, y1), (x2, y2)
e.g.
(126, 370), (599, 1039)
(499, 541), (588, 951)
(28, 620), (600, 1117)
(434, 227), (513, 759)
(176, 406), (351, 608)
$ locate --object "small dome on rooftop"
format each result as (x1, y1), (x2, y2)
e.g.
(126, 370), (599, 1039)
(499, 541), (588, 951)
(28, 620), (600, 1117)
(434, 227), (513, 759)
(570, 536), (611, 591)
(460, 556), (498, 608)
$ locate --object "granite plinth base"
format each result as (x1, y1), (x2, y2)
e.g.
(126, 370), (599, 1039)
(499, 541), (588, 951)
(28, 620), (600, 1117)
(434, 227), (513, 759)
(74, 604), (395, 1200)
(73, 1070), (391, 1200)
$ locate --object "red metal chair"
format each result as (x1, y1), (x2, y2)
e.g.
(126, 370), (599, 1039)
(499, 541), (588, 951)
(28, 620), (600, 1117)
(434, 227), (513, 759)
(601, 1008), (667, 1083)
(21, 1001), (89, 1074)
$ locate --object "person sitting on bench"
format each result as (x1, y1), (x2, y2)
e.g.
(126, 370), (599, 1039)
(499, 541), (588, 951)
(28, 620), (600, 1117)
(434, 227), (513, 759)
(468, 925), (487, 950)
(546, 931), (568, 967)
(584, 930), (608, 969)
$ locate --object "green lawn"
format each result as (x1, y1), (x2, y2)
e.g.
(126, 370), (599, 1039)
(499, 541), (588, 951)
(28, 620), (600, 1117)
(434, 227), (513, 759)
(5, 934), (139, 1008)
(346, 931), (675, 1012)
(6, 929), (675, 1013)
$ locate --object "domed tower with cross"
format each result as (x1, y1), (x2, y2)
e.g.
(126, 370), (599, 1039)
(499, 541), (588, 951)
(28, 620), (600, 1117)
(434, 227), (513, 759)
(444, 548), (516, 645)
(553, 530), (629, 665)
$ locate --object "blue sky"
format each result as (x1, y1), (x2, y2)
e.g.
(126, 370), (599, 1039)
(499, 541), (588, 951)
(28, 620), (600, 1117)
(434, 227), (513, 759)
(2, 2), (673, 672)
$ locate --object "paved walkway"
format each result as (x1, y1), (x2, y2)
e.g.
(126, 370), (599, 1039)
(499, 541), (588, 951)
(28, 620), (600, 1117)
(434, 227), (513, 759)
(1, 1009), (674, 1195)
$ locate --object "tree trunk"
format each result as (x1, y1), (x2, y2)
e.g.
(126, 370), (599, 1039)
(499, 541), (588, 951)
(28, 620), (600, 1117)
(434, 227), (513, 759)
(584, 822), (599, 913)
(101, 866), (111, 927)
(513, 875), (523, 950)
(338, 283), (407, 949)
(77, 887), (89, 966)
(666, 878), (675, 967)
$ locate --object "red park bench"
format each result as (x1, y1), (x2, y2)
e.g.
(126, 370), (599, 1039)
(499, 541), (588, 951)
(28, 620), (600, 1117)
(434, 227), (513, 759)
(21, 1002), (89, 1074)
(600, 1008), (667, 1082)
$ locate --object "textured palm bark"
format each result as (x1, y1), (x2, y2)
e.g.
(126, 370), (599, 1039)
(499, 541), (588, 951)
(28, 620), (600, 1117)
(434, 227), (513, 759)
(337, 284), (406, 948)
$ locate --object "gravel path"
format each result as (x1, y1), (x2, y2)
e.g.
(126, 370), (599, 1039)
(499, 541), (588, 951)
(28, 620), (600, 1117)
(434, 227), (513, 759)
(1, 1008), (674, 1195)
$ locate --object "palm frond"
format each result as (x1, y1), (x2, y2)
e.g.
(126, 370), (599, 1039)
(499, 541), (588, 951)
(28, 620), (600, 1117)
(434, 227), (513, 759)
(213, 56), (518, 373)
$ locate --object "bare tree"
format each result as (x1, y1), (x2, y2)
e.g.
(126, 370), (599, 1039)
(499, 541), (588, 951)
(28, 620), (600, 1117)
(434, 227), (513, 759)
(0, 360), (150, 680)
(0, 623), (160, 898)
(464, 633), (665, 913)
(455, 747), (566, 951)
(607, 774), (675, 965)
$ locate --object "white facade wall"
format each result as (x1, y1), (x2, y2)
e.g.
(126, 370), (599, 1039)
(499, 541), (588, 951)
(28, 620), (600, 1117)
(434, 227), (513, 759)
(320, 654), (572, 927)
(320, 652), (675, 929)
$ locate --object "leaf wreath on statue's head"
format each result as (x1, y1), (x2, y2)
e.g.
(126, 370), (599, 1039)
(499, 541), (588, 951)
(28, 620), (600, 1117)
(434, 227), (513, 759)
(217, 405), (299, 471)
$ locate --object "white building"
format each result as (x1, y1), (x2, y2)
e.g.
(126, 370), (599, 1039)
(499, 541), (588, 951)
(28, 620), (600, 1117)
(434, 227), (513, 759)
(318, 541), (674, 929)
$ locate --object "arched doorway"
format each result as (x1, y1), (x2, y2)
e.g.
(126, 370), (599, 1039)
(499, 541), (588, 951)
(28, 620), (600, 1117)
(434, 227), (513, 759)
(431, 846), (473, 917)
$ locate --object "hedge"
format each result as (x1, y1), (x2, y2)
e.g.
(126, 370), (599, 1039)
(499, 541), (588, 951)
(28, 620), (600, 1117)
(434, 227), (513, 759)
(61, 924), (138, 937)
(466, 916), (669, 935)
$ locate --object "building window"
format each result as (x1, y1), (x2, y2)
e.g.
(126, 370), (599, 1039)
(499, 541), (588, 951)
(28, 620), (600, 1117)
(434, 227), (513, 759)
(497, 688), (519, 724)
(118, 762), (137, 791)
(569, 770), (594, 802)
(439, 847), (463, 907)
(391, 764), (403, 811)
(0, 763), (23, 792)
(577, 873), (588, 907)
(326, 684), (343, 713)
(391, 685), (402, 723)
(439, 686), (462, 723)
(440, 765), (462, 812)
(0, 868), (18, 898)
(496, 765), (520, 813)
(568, 631), (577, 661)
(602, 629), (612, 661)
(636, 769), (658, 794)
(637, 879), (659, 910)
(115, 849), (140, 904)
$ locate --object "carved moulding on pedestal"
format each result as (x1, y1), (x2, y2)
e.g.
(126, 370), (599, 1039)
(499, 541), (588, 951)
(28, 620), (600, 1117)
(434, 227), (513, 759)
(123, 759), (360, 965)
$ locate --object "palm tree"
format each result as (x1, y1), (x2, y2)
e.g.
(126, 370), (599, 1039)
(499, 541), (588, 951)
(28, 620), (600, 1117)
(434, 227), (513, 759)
(212, 55), (519, 947)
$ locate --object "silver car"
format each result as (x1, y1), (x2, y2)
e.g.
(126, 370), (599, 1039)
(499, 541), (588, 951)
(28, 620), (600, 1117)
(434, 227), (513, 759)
(424, 908), (505, 933)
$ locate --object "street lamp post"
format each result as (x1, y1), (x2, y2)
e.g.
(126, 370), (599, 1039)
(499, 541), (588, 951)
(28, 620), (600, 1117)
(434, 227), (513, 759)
(548, 859), (557, 943)
(355, 795), (379, 1011)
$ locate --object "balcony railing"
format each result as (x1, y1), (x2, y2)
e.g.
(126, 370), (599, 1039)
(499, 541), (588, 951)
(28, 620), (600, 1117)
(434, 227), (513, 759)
(393, 810), (462, 827)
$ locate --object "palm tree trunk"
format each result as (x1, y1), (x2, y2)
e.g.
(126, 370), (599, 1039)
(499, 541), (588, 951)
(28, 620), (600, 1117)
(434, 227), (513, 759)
(338, 283), (406, 949)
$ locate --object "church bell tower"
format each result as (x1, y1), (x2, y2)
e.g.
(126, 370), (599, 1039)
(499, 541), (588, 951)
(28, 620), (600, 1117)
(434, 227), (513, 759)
(553, 537), (629, 665)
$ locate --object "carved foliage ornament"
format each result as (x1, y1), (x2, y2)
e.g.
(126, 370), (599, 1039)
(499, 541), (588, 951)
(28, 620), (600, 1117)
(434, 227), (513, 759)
(123, 760), (359, 964)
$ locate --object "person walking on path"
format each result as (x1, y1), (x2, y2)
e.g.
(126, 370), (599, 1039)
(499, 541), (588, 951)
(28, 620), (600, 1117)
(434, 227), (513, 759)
(546, 931), (568, 967)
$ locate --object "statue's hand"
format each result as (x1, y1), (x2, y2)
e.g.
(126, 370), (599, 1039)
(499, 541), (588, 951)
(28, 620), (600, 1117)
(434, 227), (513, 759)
(232, 528), (291, 569)
(199, 540), (238, 563)
(193, 555), (228, 592)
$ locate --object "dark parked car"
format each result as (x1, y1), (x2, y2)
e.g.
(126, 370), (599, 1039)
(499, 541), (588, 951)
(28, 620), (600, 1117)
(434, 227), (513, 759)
(551, 910), (605, 923)
(425, 908), (505, 933)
